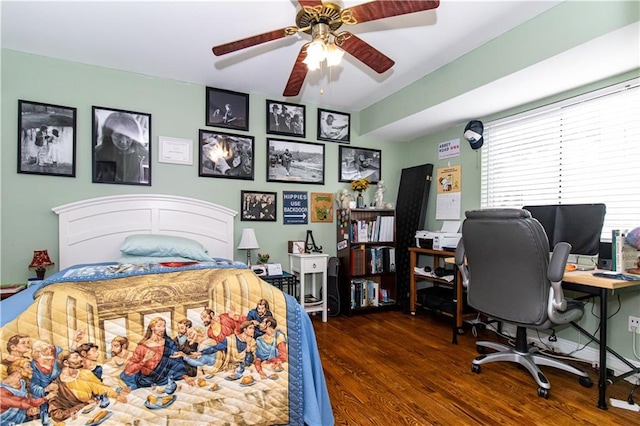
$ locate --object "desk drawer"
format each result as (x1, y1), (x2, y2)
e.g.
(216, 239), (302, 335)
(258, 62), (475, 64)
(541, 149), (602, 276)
(300, 257), (325, 272)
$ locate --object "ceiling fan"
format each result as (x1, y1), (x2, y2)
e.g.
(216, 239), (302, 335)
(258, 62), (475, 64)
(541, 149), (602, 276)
(212, 0), (440, 97)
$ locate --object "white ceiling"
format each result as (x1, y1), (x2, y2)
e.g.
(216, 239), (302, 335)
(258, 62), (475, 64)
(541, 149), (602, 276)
(2, 1), (638, 141)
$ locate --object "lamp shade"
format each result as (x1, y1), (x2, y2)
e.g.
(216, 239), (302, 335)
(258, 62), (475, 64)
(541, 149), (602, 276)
(237, 229), (259, 250)
(29, 250), (55, 269)
(29, 249), (55, 280)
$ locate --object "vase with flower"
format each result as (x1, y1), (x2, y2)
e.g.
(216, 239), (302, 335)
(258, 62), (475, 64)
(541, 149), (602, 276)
(351, 178), (370, 208)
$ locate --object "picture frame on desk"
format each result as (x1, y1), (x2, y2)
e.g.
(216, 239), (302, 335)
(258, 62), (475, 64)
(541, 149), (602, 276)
(267, 263), (283, 276)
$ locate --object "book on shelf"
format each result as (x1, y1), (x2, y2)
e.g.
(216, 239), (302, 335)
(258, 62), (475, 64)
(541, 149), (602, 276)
(612, 229), (640, 273)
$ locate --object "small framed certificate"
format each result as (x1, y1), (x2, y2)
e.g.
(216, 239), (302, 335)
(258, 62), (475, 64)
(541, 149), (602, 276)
(267, 263), (283, 276)
(159, 136), (193, 165)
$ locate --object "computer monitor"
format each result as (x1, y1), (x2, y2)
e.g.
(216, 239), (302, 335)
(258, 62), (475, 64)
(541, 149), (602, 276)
(523, 204), (606, 256)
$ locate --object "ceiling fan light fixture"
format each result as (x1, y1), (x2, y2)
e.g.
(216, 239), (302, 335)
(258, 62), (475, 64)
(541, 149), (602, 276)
(305, 39), (327, 64)
(326, 42), (344, 67)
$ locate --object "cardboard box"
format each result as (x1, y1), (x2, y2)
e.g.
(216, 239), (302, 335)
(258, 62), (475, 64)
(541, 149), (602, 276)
(288, 241), (305, 254)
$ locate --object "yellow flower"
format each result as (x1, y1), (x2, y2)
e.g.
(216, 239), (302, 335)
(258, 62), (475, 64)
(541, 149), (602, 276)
(351, 178), (370, 192)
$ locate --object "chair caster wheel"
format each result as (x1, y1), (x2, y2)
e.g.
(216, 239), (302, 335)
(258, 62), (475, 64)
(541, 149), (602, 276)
(537, 387), (549, 399)
(579, 376), (593, 388)
(476, 345), (486, 354)
(471, 364), (481, 374)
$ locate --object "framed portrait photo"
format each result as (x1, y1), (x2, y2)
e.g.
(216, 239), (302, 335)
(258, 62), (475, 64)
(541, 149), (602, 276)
(92, 106), (151, 186)
(199, 130), (254, 180)
(267, 138), (324, 185)
(241, 190), (277, 222)
(18, 100), (77, 177)
(206, 87), (249, 131)
(317, 108), (350, 143)
(339, 146), (381, 184)
(266, 100), (305, 138)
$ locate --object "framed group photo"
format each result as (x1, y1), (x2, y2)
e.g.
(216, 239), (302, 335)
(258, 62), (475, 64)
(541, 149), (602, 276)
(317, 108), (350, 143)
(92, 106), (151, 186)
(266, 100), (305, 138)
(241, 190), (277, 222)
(199, 130), (254, 180)
(18, 100), (77, 177)
(267, 139), (324, 184)
(339, 146), (381, 183)
(206, 87), (249, 131)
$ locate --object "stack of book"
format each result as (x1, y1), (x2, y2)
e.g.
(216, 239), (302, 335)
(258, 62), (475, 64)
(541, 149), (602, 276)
(612, 230), (640, 273)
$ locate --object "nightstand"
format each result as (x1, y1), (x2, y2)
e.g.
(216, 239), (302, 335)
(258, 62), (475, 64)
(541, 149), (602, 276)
(0, 284), (27, 300)
(289, 253), (329, 322)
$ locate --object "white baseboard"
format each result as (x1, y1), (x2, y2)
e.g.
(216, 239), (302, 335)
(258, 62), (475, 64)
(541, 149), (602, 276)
(491, 323), (640, 383)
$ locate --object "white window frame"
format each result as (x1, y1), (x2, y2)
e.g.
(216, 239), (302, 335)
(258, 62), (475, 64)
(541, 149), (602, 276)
(481, 78), (640, 240)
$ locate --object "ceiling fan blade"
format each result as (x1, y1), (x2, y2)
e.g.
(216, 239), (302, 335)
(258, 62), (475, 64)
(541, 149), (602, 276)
(283, 45), (310, 97)
(344, 0), (440, 24)
(212, 27), (292, 56)
(298, 0), (322, 7)
(336, 32), (394, 74)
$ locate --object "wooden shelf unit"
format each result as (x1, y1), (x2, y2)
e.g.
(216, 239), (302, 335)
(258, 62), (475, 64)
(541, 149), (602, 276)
(336, 208), (397, 315)
(409, 247), (474, 344)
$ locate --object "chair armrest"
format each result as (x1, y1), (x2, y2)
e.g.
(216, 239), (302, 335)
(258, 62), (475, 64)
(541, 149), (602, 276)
(455, 240), (469, 289)
(548, 242), (572, 316)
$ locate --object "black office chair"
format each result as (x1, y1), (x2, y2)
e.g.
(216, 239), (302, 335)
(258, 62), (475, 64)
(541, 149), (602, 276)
(455, 208), (593, 399)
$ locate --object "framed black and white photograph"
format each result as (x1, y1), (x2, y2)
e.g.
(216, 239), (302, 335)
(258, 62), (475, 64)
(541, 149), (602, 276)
(339, 146), (381, 183)
(199, 130), (254, 180)
(206, 87), (249, 131)
(317, 108), (350, 143)
(92, 106), (151, 185)
(267, 138), (324, 184)
(241, 190), (277, 222)
(266, 100), (305, 138)
(18, 100), (77, 177)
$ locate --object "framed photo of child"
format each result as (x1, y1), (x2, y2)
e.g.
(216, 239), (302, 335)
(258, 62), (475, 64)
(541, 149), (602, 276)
(18, 100), (77, 177)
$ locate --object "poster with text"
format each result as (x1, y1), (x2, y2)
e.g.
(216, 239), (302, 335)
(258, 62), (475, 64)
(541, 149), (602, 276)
(436, 165), (462, 220)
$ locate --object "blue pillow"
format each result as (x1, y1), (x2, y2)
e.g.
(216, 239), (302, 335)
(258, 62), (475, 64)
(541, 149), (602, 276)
(120, 234), (213, 262)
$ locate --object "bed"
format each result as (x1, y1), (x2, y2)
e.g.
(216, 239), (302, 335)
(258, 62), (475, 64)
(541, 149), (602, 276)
(0, 194), (333, 426)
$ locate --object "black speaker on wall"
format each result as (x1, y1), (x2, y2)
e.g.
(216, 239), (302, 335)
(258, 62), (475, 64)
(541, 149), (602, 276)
(395, 164), (433, 312)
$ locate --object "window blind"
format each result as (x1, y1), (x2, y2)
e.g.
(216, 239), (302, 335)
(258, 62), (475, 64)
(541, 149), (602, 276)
(481, 79), (640, 240)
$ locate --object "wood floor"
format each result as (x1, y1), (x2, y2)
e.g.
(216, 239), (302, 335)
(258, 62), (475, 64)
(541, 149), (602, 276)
(311, 310), (638, 425)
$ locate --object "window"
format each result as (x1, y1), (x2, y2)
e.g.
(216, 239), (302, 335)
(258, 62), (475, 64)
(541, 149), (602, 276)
(481, 79), (640, 240)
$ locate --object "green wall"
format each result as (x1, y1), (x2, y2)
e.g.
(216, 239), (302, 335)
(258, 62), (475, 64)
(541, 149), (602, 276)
(0, 49), (403, 284)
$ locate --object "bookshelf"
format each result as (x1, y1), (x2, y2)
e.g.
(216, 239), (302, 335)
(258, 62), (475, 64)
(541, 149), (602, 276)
(336, 208), (397, 315)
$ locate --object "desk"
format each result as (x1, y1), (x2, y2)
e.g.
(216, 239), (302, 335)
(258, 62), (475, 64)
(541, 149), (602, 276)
(562, 270), (640, 409)
(409, 247), (465, 344)
(289, 253), (329, 322)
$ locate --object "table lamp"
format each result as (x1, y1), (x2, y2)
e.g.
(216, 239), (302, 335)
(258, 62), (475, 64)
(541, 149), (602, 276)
(237, 228), (259, 266)
(29, 249), (55, 279)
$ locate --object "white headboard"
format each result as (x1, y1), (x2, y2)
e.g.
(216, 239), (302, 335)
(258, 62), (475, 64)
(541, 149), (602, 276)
(53, 194), (238, 269)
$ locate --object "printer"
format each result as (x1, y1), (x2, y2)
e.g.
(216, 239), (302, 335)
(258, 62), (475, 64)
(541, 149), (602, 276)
(415, 221), (462, 251)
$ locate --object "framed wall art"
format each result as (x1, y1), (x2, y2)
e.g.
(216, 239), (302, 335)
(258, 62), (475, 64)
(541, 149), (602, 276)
(199, 130), (254, 180)
(266, 100), (305, 138)
(339, 146), (381, 183)
(317, 108), (350, 143)
(267, 138), (324, 184)
(206, 87), (249, 131)
(158, 136), (193, 165)
(92, 106), (151, 185)
(18, 100), (77, 177)
(241, 190), (277, 221)
(311, 192), (334, 222)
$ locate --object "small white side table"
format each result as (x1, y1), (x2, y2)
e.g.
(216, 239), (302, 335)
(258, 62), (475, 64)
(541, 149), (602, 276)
(289, 253), (329, 322)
